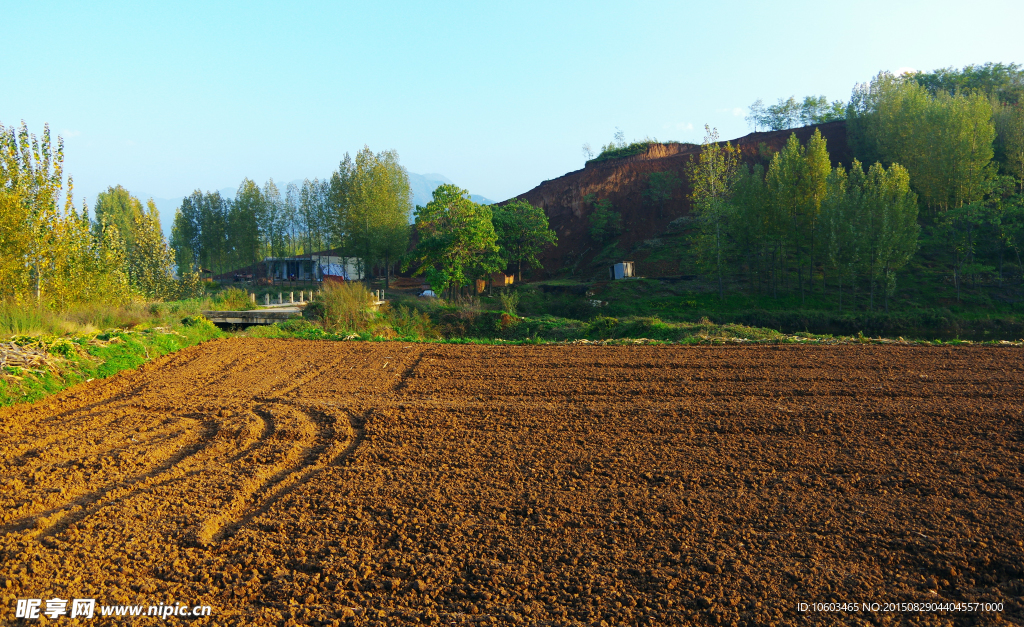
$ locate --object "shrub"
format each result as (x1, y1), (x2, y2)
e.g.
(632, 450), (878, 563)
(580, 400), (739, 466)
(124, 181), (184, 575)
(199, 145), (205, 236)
(387, 305), (440, 339)
(498, 290), (520, 316)
(587, 316), (619, 337)
(317, 282), (376, 333)
(181, 314), (217, 331)
(214, 287), (254, 311)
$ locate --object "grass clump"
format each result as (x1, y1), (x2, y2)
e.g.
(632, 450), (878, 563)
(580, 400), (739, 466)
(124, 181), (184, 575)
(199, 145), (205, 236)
(303, 282), (440, 340)
(207, 287), (256, 311)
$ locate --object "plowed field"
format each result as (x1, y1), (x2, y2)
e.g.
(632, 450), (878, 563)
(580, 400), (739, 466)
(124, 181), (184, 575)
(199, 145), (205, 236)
(1, 340), (1022, 626)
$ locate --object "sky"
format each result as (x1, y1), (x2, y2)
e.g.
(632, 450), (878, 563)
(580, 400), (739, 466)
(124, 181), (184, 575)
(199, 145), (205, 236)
(4, 0), (1023, 221)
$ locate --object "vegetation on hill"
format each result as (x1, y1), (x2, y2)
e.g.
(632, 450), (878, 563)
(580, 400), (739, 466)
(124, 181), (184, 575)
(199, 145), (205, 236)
(560, 63), (1024, 333)
(745, 95), (846, 132)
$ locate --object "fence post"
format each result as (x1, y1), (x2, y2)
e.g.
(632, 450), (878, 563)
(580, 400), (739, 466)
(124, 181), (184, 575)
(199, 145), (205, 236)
(289, 291), (294, 304)
(264, 293), (270, 306)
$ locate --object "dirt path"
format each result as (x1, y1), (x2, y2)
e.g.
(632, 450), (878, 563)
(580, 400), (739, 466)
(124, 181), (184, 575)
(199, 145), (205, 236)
(1, 339), (1021, 625)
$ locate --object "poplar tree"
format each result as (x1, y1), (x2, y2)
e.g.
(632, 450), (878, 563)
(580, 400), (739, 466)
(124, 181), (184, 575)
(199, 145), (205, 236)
(231, 179), (265, 275)
(687, 125), (739, 300)
(93, 185), (144, 249)
(332, 147), (412, 286)
(861, 162), (919, 310)
(847, 72), (995, 216)
(821, 163), (860, 310)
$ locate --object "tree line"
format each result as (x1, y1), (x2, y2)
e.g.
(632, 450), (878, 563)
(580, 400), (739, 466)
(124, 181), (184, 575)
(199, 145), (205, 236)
(687, 127), (917, 311)
(170, 146), (559, 296)
(685, 62), (1024, 308)
(170, 147), (412, 285)
(0, 121), (193, 310)
(746, 96), (847, 132)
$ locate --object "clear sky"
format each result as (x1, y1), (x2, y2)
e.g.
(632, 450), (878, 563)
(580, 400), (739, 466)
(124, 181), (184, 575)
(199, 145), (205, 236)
(3, 0), (1022, 214)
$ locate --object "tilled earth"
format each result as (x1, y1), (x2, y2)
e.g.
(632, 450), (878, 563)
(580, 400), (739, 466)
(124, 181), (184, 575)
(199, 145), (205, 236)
(1, 340), (1022, 626)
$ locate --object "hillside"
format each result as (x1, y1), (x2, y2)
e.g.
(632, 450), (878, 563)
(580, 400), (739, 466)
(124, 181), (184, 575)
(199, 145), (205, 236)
(508, 121), (851, 279)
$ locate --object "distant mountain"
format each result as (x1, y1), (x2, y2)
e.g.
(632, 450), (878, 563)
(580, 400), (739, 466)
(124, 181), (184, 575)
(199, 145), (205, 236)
(138, 174), (492, 238)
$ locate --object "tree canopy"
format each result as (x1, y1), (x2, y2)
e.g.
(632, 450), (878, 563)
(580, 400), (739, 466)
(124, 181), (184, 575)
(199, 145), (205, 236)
(491, 199), (557, 281)
(408, 184), (499, 298)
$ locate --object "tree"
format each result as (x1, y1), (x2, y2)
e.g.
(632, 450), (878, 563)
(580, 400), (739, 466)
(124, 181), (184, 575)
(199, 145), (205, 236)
(491, 199), (557, 281)
(860, 162), (919, 310)
(746, 99), (766, 131)
(299, 178), (330, 256)
(170, 192), (201, 273)
(1, 121), (134, 307)
(643, 171), (681, 218)
(910, 62), (1024, 105)
(408, 184), (499, 299)
(821, 163), (860, 311)
(847, 72), (995, 217)
(93, 185), (144, 249)
(332, 147), (412, 287)
(585, 194), (621, 243)
(227, 179), (264, 276)
(766, 130), (831, 303)
(127, 200), (178, 299)
(995, 103), (1024, 192)
(687, 125), (740, 300)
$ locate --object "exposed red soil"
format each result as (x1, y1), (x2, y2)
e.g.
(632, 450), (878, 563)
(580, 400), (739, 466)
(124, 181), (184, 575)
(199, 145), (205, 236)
(507, 121), (852, 278)
(1, 340), (1022, 626)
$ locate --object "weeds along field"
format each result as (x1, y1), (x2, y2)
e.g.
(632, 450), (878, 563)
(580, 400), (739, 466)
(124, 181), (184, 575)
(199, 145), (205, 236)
(0, 340), (1022, 626)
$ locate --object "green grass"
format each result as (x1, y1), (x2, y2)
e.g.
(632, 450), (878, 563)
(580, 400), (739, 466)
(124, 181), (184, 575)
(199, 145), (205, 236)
(0, 321), (222, 408)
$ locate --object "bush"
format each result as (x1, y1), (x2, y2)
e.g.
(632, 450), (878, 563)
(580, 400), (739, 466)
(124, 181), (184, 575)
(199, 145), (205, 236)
(181, 314), (217, 331)
(387, 305), (440, 340)
(498, 290), (520, 316)
(212, 287), (254, 311)
(316, 282), (376, 332)
(587, 316), (620, 338)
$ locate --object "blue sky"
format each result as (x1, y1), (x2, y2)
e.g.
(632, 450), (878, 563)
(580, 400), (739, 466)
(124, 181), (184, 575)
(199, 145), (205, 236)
(3, 0), (1022, 217)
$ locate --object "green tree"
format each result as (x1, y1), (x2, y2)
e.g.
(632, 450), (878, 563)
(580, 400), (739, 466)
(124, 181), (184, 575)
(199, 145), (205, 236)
(127, 199), (178, 299)
(995, 103), (1024, 192)
(93, 185), (144, 249)
(408, 184), (499, 299)
(170, 192), (201, 273)
(821, 163), (861, 311)
(230, 178), (265, 275)
(765, 130), (831, 303)
(860, 162), (919, 310)
(731, 163), (772, 292)
(585, 194), (622, 243)
(687, 125), (740, 300)
(491, 199), (557, 281)
(643, 171), (681, 218)
(848, 72), (995, 216)
(910, 62), (1024, 105)
(332, 147), (412, 287)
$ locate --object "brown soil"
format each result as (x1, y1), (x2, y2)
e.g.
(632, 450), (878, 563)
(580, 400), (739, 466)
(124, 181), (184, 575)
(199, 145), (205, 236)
(1, 340), (1022, 626)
